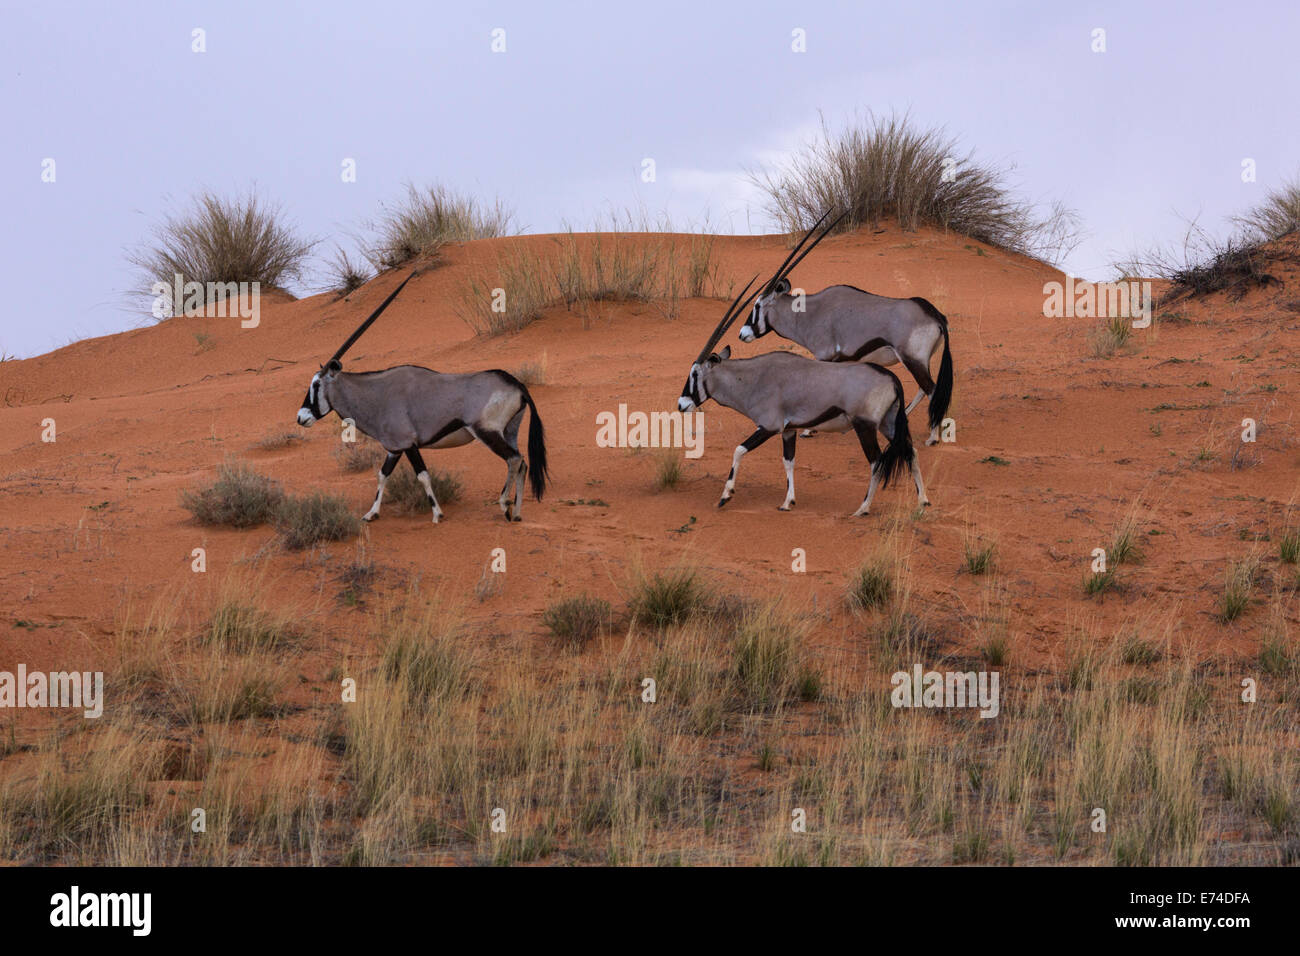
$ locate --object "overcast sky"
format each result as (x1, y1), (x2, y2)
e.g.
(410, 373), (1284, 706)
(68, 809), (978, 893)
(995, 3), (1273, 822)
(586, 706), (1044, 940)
(2, 0), (1297, 357)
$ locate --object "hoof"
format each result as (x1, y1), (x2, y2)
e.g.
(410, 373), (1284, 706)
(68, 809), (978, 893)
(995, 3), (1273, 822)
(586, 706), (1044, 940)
(778, 502), (794, 512)
(512, 515), (522, 522)
(925, 438), (939, 446)
(362, 513), (378, 523)
(717, 497), (731, 509)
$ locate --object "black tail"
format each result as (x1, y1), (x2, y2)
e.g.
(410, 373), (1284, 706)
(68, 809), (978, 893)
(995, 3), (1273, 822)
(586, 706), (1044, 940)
(522, 388), (549, 501)
(910, 297), (953, 433)
(870, 364), (914, 489)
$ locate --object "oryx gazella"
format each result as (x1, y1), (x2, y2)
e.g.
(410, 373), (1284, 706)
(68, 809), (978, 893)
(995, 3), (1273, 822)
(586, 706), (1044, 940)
(296, 271), (549, 523)
(737, 211), (954, 445)
(678, 279), (929, 516)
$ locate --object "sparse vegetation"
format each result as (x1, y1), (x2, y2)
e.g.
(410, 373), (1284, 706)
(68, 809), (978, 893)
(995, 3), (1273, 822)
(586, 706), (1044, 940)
(1218, 558), (1258, 623)
(653, 452), (683, 491)
(321, 245), (373, 296)
(755, 112), (1081, 264)
(274, 491), (362, 549)
(1088, 314), (1132, 358)
(630, 567), (709, 630)
(541, 595), (614, 648)
(848, 559), (894, 611)
(129, 190), (314, 313)
(180, 461), (285, 528)
(963, 538), (996, 575)
(364, 183), (514, 271)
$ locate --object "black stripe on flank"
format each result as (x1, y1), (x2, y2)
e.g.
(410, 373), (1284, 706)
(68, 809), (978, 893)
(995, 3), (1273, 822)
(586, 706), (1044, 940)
(419, 419), (468, 447)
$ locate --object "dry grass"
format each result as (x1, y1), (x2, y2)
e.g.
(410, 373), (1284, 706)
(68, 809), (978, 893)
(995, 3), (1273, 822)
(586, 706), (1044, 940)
(458, 228), (724, 336)
(383, 467), (463, 512)
(273, 491), (362, 550)
(1234, 171), (1300, 243)
(363, 184), (513, 271)
(320, 245), (373, 296)
(129, 190), (314, 313)
(180, 460), (285, 528)
(754, 113), (1081, 264)
(4, 571), (1296, 866)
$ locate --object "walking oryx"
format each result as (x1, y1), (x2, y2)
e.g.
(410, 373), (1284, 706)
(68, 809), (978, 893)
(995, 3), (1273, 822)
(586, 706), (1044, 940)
(295, 271), (549, 523)
(737, 210), (954, 445)
(677, 279), (929, 516)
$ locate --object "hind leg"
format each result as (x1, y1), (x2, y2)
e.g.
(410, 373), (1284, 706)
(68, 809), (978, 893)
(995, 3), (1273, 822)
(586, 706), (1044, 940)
(363, 452), (402, 521)
(779, 430), (797, 511)
(473, 426), (525, 521)
(901, 355), (940, 444)
(404, 448), (444, 523)
(850, 422), (883, 517)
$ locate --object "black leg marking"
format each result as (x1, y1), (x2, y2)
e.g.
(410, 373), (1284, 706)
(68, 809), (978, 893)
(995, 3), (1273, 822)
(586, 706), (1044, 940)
(719, 427), (776, 508)
(900, 355), (936, 396)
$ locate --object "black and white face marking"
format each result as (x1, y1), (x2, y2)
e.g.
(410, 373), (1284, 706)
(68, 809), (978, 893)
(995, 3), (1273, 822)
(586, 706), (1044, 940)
(738, 297), (772, 342)
(297, 368), (334, 426)
(678, 347), (730, 412)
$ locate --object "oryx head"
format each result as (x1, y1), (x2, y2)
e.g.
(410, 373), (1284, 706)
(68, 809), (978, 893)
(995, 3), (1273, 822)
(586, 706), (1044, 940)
(739, 278), (791, 342)
(679, 278), (760, 413)
(298, 360), (342, 426)
(737, 209), (844, 344)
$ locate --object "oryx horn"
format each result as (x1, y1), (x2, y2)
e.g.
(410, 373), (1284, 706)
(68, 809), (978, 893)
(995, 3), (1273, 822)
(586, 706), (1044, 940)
(695, 275), (762, 364)
(328, 268), (419, 364)
(763, 208), (846, 293)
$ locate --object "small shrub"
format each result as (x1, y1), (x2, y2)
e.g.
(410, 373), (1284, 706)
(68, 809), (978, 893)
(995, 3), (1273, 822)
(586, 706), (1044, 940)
(384, 467), (462, 512)
(274, 492), (361, 549)
(1084, 567), (1117, 597)
(848, 560), (893, 611)
(1088, 314), (1132, 358)
(1279, 529), (1300, 564)
(204, 602), (295, 653)
(322, 245), (372, 295)
(335, 441), (383, 474)
(653, 452), (683, 491)
(1218, 559), (1256, 623)
(541, 595), (613, 648)
(631, 568), (708, 630)
(364, 183), (513, 271)
(180, 461), (284, 527)
(1109, 520), (1144, 566)
(963, 540), (996, 575)
(129, 190), (314, 312)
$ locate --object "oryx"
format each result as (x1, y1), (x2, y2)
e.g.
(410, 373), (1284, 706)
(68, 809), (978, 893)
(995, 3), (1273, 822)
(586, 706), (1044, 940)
(737, 211), (954, 445)
(678, 279), (929, 516)
(296, 271), (549, 523)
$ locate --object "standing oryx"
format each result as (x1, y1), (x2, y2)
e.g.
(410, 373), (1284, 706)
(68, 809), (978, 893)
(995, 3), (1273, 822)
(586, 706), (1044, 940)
(737, 211), (954, 445)
(678, 279), (929, 516)
(296, 271), (548, 524)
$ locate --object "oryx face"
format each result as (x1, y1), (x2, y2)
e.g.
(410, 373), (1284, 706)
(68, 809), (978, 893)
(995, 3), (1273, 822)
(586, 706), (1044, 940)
(678, 347), (730, 412)
(297, 361), (340, 426)
(738, 280), (790, 343)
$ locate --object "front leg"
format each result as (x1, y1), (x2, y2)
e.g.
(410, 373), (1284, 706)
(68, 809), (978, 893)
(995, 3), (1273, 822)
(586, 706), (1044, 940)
(718, 427), (775, 508)
(364, 452), (402, 521)
(779, 429), (797, 510)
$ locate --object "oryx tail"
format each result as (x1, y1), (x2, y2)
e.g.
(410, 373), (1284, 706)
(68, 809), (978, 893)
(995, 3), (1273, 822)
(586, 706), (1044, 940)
(910, 297), (953, 433)
(872, 363), (913, 489)
(515, 377), (549, 500)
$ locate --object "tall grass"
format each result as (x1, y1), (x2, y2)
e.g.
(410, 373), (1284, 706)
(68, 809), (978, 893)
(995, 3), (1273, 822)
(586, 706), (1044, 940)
(1233, 171), (1300, 242)
(754, 113), (1080, 264)
(364, 184), (514, 271)
(129, 190), (314, 312)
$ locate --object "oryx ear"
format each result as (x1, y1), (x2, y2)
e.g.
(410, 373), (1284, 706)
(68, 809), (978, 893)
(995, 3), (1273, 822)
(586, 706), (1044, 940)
(774, 278), (791, 295)
(717, 345), (731, 360)
(325, 359), (342, 374)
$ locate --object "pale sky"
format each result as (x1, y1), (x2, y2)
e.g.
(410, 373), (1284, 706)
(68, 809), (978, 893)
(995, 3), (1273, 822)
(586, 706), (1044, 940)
(2, 0), (1297, 357)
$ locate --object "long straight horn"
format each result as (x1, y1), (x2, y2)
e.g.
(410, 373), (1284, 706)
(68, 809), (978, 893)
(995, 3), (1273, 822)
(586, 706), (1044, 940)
(772, 209), (846, 289)
(762, 208), (832, 294)
(328, 268), (419, 363)
(695, 275), (761, 364)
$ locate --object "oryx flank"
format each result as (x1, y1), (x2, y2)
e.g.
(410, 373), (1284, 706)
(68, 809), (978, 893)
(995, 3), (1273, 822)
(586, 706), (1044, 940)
(295, 271), (548, 523)
(738, 211), (954, 445)
(677, 278), (929, 516)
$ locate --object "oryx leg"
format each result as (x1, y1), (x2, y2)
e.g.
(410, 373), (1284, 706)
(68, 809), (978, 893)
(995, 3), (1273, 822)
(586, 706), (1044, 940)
(364, 452), (402, 521)
(901, 354), (940, 444)
(473, 425), (525, 522)
(779, 429), (797, 511)
(404, 448), (444, 523)
(718, 427), (775, 508)
(850, 422), (883, 517)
